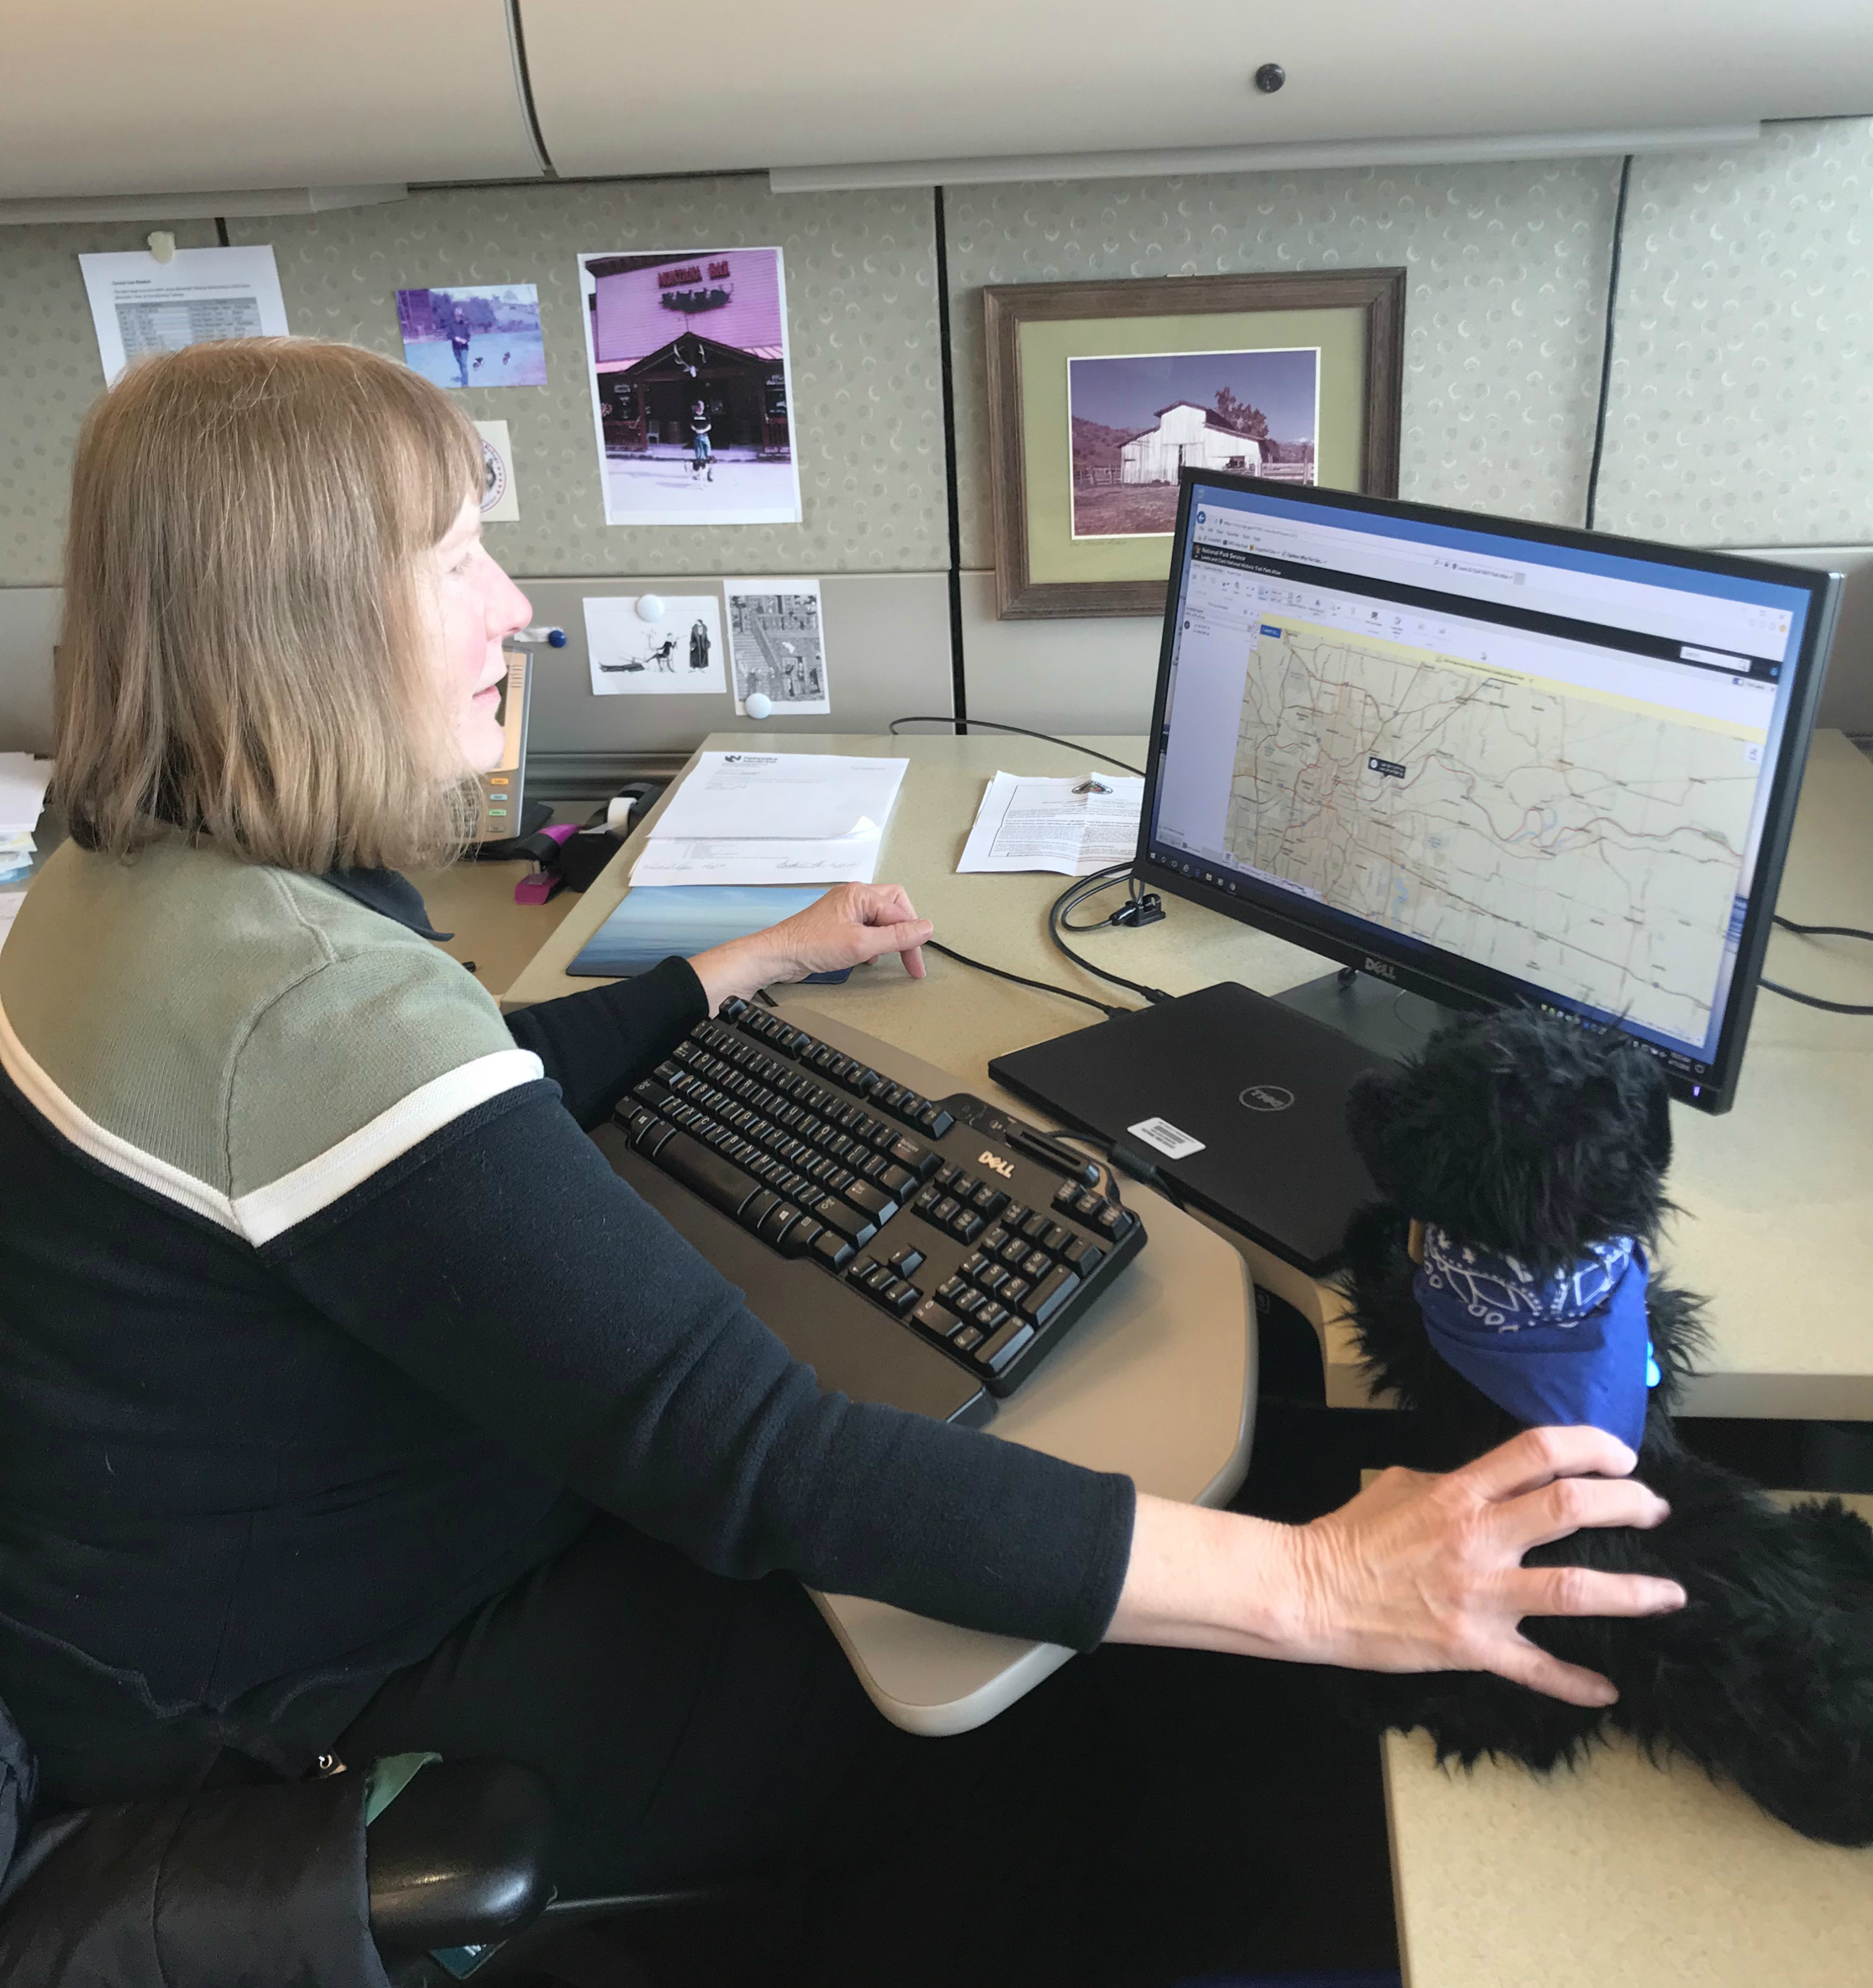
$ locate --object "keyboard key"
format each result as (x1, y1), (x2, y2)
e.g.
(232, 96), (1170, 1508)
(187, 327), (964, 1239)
(978, 1264), (1010, 1295)
(1094, 1204), (1135, 1239)
(631, 1080), (677, 1113)
(936, 1276), (970, 1306)
(1073, 1189), (1102, 1220)
(958, 1252), (990, 1281)
(1001, 1277), (1031, 1306)
(1060, 1237), (1104, 1275)
(650, 1130), (760, 1218)
(998, 1235), (1027, 1266)
(951, 1325), (985, 1353)
(912, 1297), (958, 1339)
(933, 1163), (959, 1188)
(954, 1288), (986, 1319)
(880, 1082), (910, 1112)
(1053, 1181), (1082, 1210)
(809, 1228), (855, 1271)
(974, 1302), (1009, 1333)
(931, 1197), (960, 1225)
(758, 1200), (804, 1245)
(720, 997), (749, 1019)
(949, 1211), (985, 1243)
(1018, 1265), (1082, 1328)
(979, 1224), (1009, 1255)
(867, 1120), (899, 1152)
(858, 1153), (890, 1182)
(812, 1197), (877, 1246)
(890, 1135), (938, 1178)
(913, 1184), (943, 1213)
(882, 1280), (918, 1315)
(971, 1185), (1008, 1215)
(1021, 1212), (1050, 1243)
(973, 1318), (1036, 1376)
(950, 1174), (980, 1202)
(743, 1189), (780, 1230)
(1002, 1205), (1033, 1230)
(1041, 1224), (1070, 1255)
(880, 1164), (915, 1197)
(779, 1218), (822, 1258)
(1021, 1249), (1050, 1280)
(916, 1104), (955, 1137)
(842, 1179), (899, 1222)
(887, 1246), (925, 1277)
(633, 1119), (676, 1158)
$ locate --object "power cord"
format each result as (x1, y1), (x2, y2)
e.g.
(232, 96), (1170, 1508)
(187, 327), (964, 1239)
(1048, 864), (1174, 1004)
(924, 938), (1126, 1017)
(887, 715), (1145, 778)
(1761, 913), (1873, 1016)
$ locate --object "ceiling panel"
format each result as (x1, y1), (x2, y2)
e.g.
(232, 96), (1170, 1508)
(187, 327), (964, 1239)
(522, 0), (1873, 177)
(0, 0), (541, 199)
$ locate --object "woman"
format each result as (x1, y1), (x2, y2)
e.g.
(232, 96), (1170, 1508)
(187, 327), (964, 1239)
(0, 341), (1681, 1975)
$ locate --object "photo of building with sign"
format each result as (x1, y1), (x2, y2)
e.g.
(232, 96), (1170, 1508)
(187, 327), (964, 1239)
(576, 246), (802, 526)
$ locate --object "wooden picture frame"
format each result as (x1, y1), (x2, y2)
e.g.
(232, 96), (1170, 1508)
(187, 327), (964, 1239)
(983, 269), (1406, 619)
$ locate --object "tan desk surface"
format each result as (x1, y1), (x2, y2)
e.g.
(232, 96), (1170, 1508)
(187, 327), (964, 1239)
(501, 728), (1873, 1422)
(1385, 1491), (1873, 1988)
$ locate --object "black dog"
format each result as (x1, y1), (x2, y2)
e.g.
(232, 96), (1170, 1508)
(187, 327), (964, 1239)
(1336, 1006), (1873, 1845)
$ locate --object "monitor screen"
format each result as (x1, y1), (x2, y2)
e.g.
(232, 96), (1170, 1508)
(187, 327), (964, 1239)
(1139, 474), (1839, 1109)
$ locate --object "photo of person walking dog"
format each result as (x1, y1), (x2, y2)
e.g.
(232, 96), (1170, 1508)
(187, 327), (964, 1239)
(396, 286), (549, 389)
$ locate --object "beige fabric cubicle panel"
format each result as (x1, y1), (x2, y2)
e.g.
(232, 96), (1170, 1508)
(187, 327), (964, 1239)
(0, 1), (539, 200)
(226, 180), (950, 585)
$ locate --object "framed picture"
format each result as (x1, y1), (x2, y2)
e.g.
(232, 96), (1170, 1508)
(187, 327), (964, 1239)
(983, 270), (1405, 619)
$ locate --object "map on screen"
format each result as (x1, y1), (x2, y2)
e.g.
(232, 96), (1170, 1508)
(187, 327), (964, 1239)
(1220, 620), (1764, 1043)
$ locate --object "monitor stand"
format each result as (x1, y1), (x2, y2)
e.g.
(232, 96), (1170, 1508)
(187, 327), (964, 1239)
(1274, 966), (1465, 1066)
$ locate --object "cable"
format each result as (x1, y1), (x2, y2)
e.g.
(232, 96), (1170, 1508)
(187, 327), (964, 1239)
(925, 939), (1127, 1017)
(1048, 864), (1174, 1004)
(1774, 914), (1873, 943)
(1583, 153), (1633, 532)
(1059, 870), (1146, 931)
(888, 716), (1145, 778)
(1759, 912), (1873, 1015)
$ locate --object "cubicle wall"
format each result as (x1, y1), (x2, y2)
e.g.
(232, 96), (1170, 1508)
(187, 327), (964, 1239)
(4, 118), (1871, 763)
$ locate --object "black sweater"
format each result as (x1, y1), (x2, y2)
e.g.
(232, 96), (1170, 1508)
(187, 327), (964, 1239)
(0, 851), (1134, 1800)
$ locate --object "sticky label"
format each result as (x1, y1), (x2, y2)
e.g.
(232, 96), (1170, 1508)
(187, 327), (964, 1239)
(1127, 1117), (1206, 1160)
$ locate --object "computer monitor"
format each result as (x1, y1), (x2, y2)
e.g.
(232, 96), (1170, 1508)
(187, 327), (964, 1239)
(1136, 471), (1842, 1114)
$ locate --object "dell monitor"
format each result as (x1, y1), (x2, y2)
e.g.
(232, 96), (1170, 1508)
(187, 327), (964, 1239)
(1134, 471), (1841, 1114)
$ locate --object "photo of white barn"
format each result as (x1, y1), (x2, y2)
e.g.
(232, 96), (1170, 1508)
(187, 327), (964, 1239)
(1120, 402), (1263, 482)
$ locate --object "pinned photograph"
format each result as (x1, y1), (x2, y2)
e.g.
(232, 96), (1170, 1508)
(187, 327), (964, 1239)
(576, 248), (802, 527)
(583, 595), (726, 697)
(1066, 348), (1319, 539)
(725, 580), (830, 717)
(472, 420), (521, 522)
(397, 285), (548, 389)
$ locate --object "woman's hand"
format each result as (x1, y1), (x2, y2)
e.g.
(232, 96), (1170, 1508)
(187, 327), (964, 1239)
(688, 883), (933, 1011)
(1106, 1426), (1687, 1707)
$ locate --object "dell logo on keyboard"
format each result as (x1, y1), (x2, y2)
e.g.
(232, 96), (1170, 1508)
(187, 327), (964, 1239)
(978, 1152), (1015, 1178)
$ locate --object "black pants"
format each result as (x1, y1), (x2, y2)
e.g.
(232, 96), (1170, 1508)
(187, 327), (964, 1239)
(338, 1514), (1395, 1987)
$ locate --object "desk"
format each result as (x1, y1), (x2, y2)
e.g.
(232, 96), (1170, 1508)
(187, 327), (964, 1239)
(504, 728), (1873, 1422)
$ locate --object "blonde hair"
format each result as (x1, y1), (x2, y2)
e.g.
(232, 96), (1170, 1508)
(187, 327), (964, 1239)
(55, 338), (485, 873)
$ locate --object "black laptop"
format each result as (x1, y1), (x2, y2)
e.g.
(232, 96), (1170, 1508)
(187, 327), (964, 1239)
(989, 982), (1388, 1276)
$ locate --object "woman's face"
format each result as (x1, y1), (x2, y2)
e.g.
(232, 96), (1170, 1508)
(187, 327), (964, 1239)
(422, 494), (533, 774)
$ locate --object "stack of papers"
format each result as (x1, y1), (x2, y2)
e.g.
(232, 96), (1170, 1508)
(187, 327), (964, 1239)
(631, 752), (908, 886)
(957, 771), (1144, 876)
(0, 754), (51, 889)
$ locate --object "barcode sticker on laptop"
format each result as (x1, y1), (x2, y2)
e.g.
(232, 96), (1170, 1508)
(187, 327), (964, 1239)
(1127, 1117), (1206, 1160)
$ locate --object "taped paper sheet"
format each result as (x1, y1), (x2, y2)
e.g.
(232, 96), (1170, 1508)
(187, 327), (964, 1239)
(79, 245), (288, 385)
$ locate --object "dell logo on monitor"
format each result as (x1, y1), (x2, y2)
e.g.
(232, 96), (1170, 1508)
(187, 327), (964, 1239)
(1239, 1084), (1295, 1112)
(1362, 957), (1397, 981)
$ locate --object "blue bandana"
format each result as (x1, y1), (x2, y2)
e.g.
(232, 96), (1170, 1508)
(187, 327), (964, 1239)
(1412, 1227), (1659, 1451)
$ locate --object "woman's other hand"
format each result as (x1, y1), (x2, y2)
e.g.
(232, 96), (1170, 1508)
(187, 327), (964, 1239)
(1108, 1425), (1687, 1708)
(689, 883), (933, 1011)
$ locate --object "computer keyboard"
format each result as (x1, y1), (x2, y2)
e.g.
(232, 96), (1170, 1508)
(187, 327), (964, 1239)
(613, 997), (1146, 1399)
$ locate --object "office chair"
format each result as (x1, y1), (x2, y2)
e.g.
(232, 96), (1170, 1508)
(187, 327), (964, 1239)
(0, 1735), (777, 1987)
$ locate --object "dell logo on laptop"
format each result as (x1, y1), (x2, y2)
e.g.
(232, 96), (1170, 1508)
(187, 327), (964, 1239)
(1239, 1084), (1295, 1112)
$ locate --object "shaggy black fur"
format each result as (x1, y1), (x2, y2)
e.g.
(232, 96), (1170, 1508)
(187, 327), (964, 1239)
(1337, 1007), (1873, 1844)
